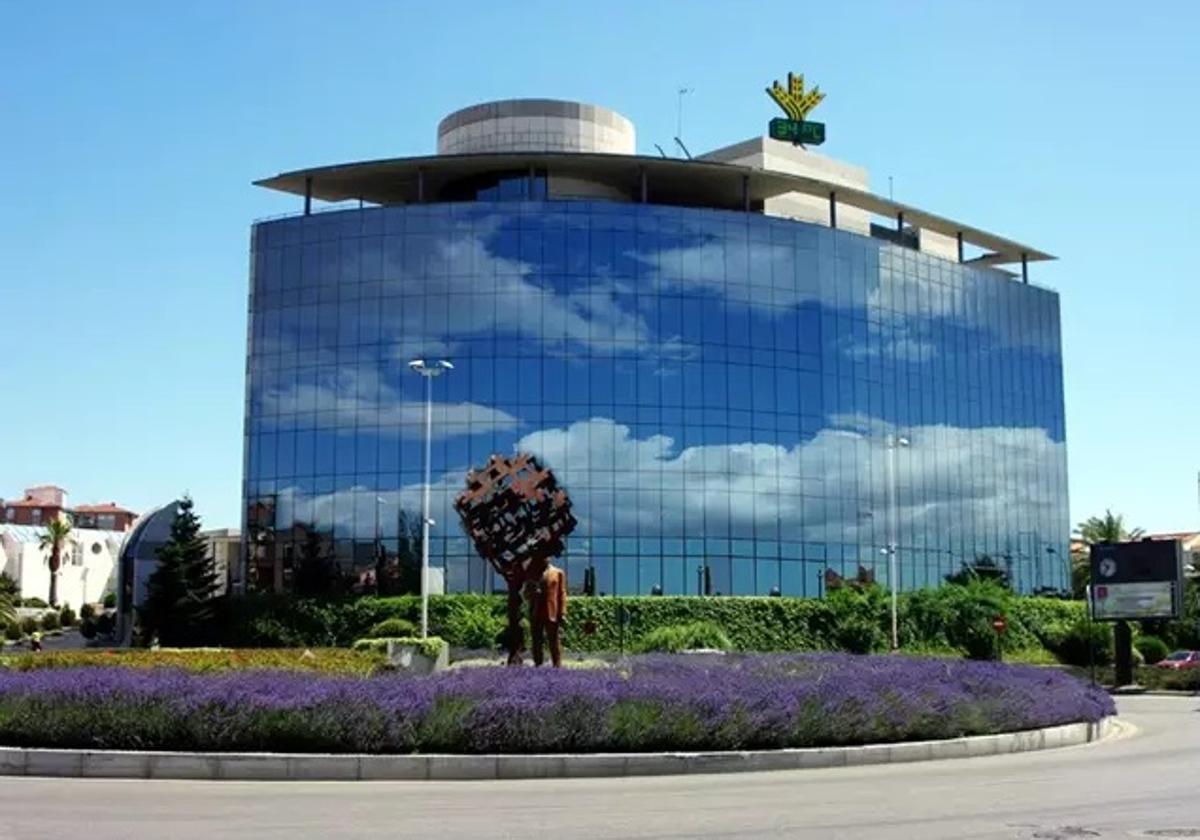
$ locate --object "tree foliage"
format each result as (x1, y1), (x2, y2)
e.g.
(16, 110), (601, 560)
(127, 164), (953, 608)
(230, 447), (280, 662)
(1074, 509), (1144, 545)
(944, 555), (1010, 589)
(1070, 509), (1145, 598)
(136, 497), (219, 647)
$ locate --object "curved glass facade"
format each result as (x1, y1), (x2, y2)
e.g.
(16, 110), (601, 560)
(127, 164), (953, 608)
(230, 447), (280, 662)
(244, 200), (1068, 595)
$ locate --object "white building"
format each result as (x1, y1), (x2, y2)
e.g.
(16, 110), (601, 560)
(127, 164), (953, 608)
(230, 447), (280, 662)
(0, 524), (122, 609)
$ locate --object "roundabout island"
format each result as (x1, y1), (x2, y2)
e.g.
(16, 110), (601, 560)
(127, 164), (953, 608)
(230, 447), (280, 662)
(0, 650), (1116, 780)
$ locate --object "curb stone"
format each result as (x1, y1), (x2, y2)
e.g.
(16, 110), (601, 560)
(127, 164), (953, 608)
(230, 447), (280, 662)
(0, 717), (1118, 782)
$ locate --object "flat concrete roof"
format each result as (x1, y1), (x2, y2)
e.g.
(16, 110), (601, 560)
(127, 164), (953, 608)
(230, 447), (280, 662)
(254, 152), (1053, 265)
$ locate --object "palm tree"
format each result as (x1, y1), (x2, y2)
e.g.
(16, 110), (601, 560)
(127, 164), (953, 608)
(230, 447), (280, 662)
(0, 590), (13, 627)
(1075, 509), (1144, 545)
(38, 515), (74, 608)
(1070, 509), (1144, 597)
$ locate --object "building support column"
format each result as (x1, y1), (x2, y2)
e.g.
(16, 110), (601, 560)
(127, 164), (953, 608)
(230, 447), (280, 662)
(639, 166), (648, 203)
(742, 175), (750, 212)
(956, 231), (964, 263)
(896, 211), (904, 232)
(303, 176), (312, 216)
(417, 168), (425, 203)
(1021, 252), (1029, 284)
(829, 191), (837, 229)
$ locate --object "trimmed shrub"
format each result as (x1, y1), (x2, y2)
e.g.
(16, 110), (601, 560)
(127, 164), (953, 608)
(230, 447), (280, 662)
(102, 593), (117, 609)
(1137, 664), (1200, 692)
(634, 621), (733, 653)
(351, 636), (447, 660)
(4, 621), (21, 641)
(40, 612), (61, 632)
(79, 604), (96, 621)
(0, 648), (384, 676)
(22, 598), (48, 609)
(19, 617), (38, 636)
(366, 618), (417, 639)
(79, 618), (98, 640)
(59, 607), (77, 628)
(1134, 635), (1169, 665)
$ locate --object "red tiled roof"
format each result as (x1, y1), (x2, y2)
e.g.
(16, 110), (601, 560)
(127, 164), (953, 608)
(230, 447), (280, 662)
(2, 497), (62, 508)
(73, 503), (134, 514)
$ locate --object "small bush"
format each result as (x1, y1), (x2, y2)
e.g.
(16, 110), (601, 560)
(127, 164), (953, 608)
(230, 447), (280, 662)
(19, 617), (38, 636)
(79, 618), (98, 640)
(4, 622), (21, 641)
(352, 636), (447, 660)
(1134, 635), (1169, 665)
(634, 621), (732, 653)
(826, 585), (887, 654)
(367, 618), (417, 639)
(239, 616), (308, 648)
(102, 593), (117, 609)
(1043, 617), (1113, 667)
(95, 613), (115, 637)
(59, 607), (76, 628)
(40, 612), (61, 632)
(452, 609), (506, 650)
(22, 598), (48, 609)
(79, 604), (96, 621)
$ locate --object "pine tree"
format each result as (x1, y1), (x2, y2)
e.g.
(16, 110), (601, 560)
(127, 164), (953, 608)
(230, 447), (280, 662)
(137, 496), (219, 647)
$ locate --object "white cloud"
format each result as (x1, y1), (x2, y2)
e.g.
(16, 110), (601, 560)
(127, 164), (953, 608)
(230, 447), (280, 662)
(267, 415), (1066, 559)
(261, 366), (519, 439)
(379, 218), (667, 357)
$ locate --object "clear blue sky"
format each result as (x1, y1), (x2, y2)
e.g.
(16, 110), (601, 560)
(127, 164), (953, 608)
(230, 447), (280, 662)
(1, 0), (1197, 534)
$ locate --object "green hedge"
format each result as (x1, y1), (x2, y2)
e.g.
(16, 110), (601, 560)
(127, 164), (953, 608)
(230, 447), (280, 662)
(219, 586), (1102, 660)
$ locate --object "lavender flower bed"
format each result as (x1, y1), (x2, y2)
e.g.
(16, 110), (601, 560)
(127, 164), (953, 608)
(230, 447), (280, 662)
(0, 654), (1113, 755)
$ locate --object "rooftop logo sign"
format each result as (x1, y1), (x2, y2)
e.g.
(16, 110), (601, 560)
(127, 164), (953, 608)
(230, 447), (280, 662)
(766, 72), (826, 146)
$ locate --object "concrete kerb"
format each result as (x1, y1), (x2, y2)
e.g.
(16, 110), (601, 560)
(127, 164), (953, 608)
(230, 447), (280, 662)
(0, 717), (1118, 782)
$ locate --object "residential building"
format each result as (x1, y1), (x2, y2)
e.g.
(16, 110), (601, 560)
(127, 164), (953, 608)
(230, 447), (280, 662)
(0, 486), (137, 532)
(0, 523), (122, 609)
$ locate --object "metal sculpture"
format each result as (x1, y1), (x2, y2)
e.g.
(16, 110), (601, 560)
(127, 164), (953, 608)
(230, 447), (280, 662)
(454, 453), (576, 666)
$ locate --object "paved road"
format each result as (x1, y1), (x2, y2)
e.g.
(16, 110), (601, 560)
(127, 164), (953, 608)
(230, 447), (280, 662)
(0, 695), (1195, 840)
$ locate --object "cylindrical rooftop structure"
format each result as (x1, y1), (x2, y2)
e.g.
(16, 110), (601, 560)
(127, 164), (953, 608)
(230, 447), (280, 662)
(437, 98), (635, 156)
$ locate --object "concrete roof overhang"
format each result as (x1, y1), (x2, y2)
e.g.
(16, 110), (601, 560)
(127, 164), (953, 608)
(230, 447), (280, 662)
(255, 152), (1053, 266)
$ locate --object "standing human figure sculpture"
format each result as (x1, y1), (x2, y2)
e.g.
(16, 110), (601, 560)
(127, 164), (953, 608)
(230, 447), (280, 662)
(454, 452), (576, 667)
(526, 560), (567, 667)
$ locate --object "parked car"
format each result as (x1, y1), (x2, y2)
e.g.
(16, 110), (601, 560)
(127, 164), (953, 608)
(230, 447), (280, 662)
(1155, 650), (1200, 670)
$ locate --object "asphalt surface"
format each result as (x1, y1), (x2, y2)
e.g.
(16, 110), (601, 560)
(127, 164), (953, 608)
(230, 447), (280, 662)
(0, 695), (1195, 840)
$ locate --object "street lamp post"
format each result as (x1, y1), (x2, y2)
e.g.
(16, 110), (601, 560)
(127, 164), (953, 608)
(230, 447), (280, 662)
(408, 359), (453, 639)
(884, 433), (911, 651)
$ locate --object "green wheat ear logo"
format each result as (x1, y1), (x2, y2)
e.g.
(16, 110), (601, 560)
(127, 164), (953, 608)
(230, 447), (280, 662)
(767, 72), (825, 121)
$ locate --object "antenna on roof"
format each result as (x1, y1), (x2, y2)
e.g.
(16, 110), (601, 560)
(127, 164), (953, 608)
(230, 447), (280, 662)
(673, 137), (692, 160)
(654, 143), (668, 158)
(676, 86), (693, 140)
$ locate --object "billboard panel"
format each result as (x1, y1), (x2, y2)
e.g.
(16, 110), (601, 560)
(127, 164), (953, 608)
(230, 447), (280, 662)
(1091, 581), (1178, 620)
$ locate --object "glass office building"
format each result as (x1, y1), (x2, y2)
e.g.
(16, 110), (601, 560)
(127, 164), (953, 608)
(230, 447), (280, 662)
(244, 100), (1068, 596)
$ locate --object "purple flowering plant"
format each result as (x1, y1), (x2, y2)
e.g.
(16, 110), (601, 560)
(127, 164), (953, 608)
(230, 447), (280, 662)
(0, 654), (1113, 754)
